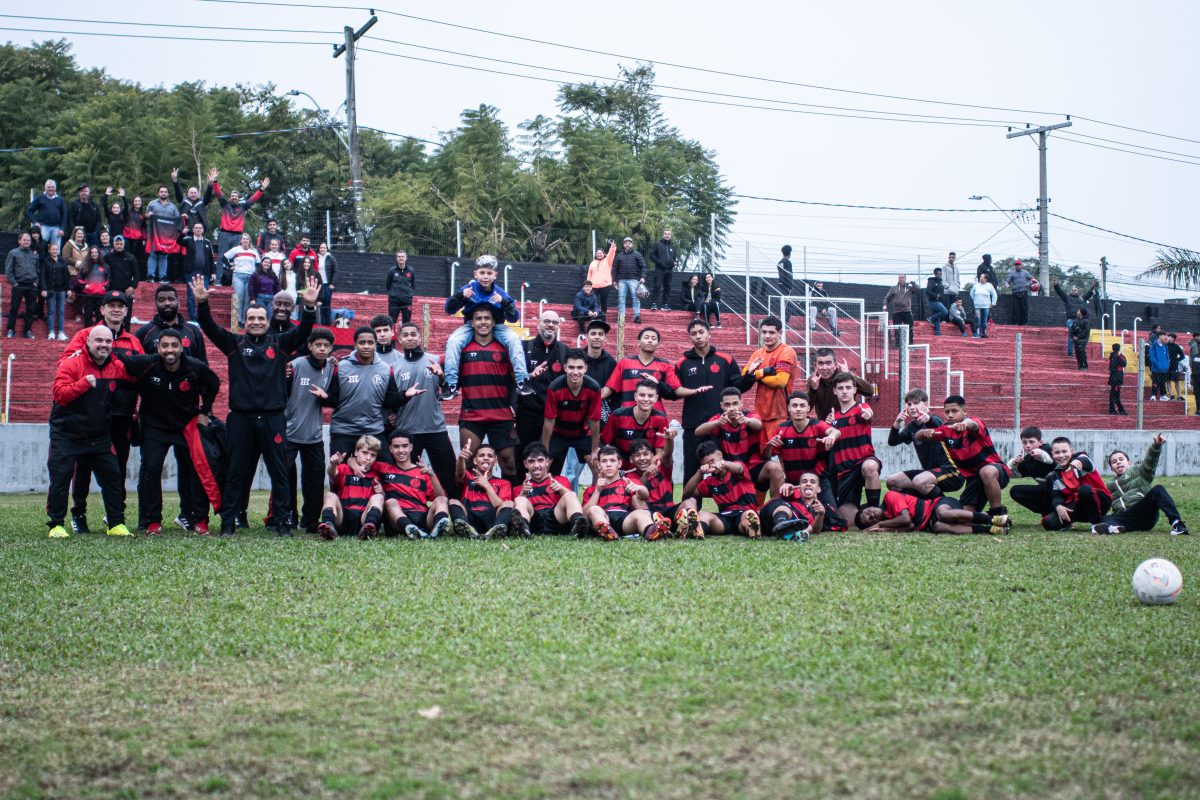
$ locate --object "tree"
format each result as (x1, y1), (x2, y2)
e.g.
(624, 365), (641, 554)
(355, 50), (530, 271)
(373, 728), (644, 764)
(1140, 248), (1200, 291)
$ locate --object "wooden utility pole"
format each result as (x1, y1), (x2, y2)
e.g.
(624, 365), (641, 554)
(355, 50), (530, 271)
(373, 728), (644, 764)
(333, 14), (378, 253)
(1006, 119), (1072, 292)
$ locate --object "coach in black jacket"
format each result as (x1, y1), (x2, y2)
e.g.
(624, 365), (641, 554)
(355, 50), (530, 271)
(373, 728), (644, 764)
(194, 275), (318, 537)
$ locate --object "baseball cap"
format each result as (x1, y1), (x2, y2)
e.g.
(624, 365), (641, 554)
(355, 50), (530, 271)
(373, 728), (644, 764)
(1014, 258), (1023, 266)
(623, 236), (633, 243)
(586, 319), (611, 334)
(102, 290), (129, 307)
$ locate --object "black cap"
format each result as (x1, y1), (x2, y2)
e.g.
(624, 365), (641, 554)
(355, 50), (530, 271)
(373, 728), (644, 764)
(586, 319), (611, 334)
(102, 290), (129, 307)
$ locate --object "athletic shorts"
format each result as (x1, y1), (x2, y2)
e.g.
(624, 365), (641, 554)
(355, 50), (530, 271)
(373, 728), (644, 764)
(337, 515), (363, 538)
(1169, 371), (1183, 382)
(648, 503), (677, 521)
(759, 498), (796, 537)
(833, 457), (882, 508)
(531, 507), (571, 535)
(549, 434), (591, 461)
(750, 461), (771, 487)
(717, 511), (748, 535)
(918, 496), (962, 531)
(387, 507), (428, 535)
(959, 465), (1010, 509)
(902, 465), (965, 494)
(467, 507), (497, 531)
(605, 510), (629, 534)
(460, 420), (519, 452)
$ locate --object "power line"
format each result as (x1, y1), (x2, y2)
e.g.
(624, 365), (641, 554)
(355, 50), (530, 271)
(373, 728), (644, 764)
(1071, 116), (1200, 147)
(1048, 213), (1193, 252)
(1057, 133), (1200, 168)
(0, 25), (327, 46)
(0, 13), (339, 34)
(727, 194), (1024, 213)
(1060, 130), (1200, 161)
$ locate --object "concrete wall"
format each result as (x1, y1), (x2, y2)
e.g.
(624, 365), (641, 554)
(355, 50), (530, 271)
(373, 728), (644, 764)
(6, 423), (1200, 495)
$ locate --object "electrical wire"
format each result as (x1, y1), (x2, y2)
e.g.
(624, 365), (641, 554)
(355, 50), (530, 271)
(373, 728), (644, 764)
(0, 25), (327, 46)
(1048, 213), (1193, 252)
(1057, 134), (1200, 168)
(727, 195), (1023, 213)
(0, 13), (339, 34)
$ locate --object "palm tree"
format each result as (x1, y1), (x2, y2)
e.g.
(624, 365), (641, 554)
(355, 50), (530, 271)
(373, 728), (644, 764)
(1140, 247), (1200, 290)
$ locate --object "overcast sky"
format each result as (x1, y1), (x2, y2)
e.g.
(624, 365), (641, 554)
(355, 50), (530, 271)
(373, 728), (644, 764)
(15, 0), (1200, 299)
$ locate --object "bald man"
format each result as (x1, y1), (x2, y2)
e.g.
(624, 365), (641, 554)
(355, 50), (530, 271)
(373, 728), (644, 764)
(516, 310), (568, 478)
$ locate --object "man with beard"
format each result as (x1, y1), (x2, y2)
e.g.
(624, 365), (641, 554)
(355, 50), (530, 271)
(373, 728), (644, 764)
(173, 167), (216, 235)
(516, 310), (568, 477)
(136, 284), (207, 363)
(807, 347), (874, 421)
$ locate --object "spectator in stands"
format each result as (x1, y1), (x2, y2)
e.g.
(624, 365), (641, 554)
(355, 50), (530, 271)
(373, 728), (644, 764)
(681, 273), (702, 318)
(97, 230), (113, 259)
(976, 254), (998, 290)
(883, 274), (917, 345)
(316, 243), (337, 325)
(180, 222), (215, 320)
(571, 280), (600, 334)
(385, 249), (415, 324)
(586, 241), (615, 320)
(1166, 333), (1186, 401)
(947, 297), (971, 337)
(1069, 308), (1090, 369)
(40, 242), (69, 341)
(942, 251), (961, 298)
(1190, 333), (1200, 415)
(250, 257), (282, 308)
(145, 185), (181, 283)
(256, 220), (285, 253)
(287, 235), (316, 274)
(76, 246), (109, 326)
(613, 236), (646, 324)
(649, 227), (676, 311)
(224, 233), (260, 328)
(809, 280), (839, 336)
(970, 274), (997, 339)
(212, 172), (267, 282)
(777, 244), (793, 296)
(260, 238), (287, 272)
(296, 257), (322, 320)
(1146, 329), (1170, 401)
(277, 260), (302, 313)
(700, 273), (722, 327)
(102, 236), (139, 328)
(5, 232), (40, 339)
(122, 195), (148, 279)
(924, 267), (947, 335)
(173, 167), (215, 235)
(103, 188), (127, 243)
(27, 179), (66, 249)
(1108, 343), (1127, 415)
(1053, 279), (1098, 356)
(28, 227), (45, 256)
(66, 184), (102, 247)
(1006, 259), (1033, 325)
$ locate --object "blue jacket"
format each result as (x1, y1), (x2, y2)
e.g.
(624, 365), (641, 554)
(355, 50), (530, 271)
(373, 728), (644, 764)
(445, 279), (520, 323)
(572, 289), (599, 317)
(27, 193), (67, 228)
(1146, 336), (1170, 372)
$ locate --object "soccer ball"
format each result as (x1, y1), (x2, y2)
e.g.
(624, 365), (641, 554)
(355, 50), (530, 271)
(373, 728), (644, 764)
(1131, 558), (1183, 605)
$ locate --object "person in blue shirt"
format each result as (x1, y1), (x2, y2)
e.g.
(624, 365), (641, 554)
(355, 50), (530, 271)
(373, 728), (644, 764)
(1145, 329), (1171, 401)
(439, 254), (530, 400)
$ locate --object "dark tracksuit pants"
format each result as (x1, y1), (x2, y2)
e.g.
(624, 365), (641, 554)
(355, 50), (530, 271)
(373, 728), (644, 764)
(410, 431), (458, 501)
(652, 269), (674, 306)
(388, 299), (412, 325)
(48, 437), (124, 529)
(222, 410), (291, 526)
(1042, 484), (1111, 530)
(892, 311), (914, 345)
(1100, 486), (1181, 531)
(8, 284), (38, 333)
(72, 417), (132, 517)
(1010, 482), (1053, 517)
(1011, 292), (1029, 325)
(285, 440), (326, 529)
(515, 409), (545, 483)
(683, 429), (705, 488)
(138, 430), (204, 527)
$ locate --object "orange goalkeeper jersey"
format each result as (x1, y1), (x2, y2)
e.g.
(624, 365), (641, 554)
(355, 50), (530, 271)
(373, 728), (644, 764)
(744, 343), (797, 422)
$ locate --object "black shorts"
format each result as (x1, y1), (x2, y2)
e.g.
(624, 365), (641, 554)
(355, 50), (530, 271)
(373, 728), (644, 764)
(337, 515), (363, 538)
(901, 465), (965, 494)
(959, 465), (1010, 509)
(919, 496), (962, 531)
(648, 503), (677, 521)
(605, 510), (629, 534)
(834, 457), (882, 508)
(387, 507), (428, 535)
(549, 434), (591, 461)
(531, 507), (571, 535)
(750, 461), (771, 487)
(716, 511), (748, 535)
(460, 420), (519, 452)
(467, 507), (497, 531)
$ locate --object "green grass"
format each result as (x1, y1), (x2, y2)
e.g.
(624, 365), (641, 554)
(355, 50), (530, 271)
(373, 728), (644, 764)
(1, 478), (1199, 799)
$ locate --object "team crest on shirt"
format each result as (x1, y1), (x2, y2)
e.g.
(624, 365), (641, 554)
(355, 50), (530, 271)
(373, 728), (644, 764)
(182, 337), (191, 348)
(347, 375), (359, 384)
(686, 366), (698, 375)
(373, 374), (384, 385)
(179, 379), (190, 392)
(265, 347), (276, 360)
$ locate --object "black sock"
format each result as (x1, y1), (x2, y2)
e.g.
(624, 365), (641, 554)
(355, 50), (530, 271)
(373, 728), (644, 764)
(449, 505), (467, 523)
(924, 485), (942, 498)
(321, 508), (335, 525)
(569, 512), (584, 524)
(496, 507), (512, 527)
(866, 488), (881, 506)
(989, 505), (1008, 517)
(364, 507), (382, 527)
(972, 511), (991, 524)
(971, 523), (991, 534)
(434, 511), (449, 525)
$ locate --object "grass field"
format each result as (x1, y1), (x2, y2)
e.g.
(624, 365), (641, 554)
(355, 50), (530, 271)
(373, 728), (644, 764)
(2, 478), (1199, 800)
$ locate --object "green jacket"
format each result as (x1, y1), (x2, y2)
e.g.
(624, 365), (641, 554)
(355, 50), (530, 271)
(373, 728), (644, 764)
(1106, 440), (1161, 513)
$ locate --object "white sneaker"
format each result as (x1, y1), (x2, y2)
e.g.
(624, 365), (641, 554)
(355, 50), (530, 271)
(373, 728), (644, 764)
(57, 332), (68, 341)
(1150, 396), (1158, 401)
(46, 332), (55, 340)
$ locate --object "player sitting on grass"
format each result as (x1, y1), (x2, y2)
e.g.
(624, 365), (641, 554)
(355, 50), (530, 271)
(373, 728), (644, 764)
(680, 441), (762, 538)
(376, 430), (451, 539)
(767, 391), (843, 528)
(583, 445), (669, 541)
(825, 372), (881, 525)
(1007, 426), (1056, 518)
(759, 471), (825, 541)
(855, 492), (1010, 535)
(1096, 433), (1189, 535)
(884, 388), (963, 498)
(448, 440), (514, 540)
(317, 435), (386, 541)
(511, 442), (589, 538)
(914, 395), (1009, 517)
(626, 436), (681, 534)
(1042, 436), (1112, 531)
(695, 387), (783, 497)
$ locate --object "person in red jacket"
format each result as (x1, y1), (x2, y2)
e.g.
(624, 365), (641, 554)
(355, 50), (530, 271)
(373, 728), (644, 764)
(46, 326), (132, 538)
(211, 171), (268, 283)
(1043, 437), (1112, 530)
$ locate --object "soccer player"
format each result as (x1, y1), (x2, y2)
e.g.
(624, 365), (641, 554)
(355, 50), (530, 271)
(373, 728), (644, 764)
(759, 471), (825, 541)
(511, 442), (589, 538)
(915, 395), (1010, 517)
(392, 321), (457, 499)
(440, 254), (529, 399)
(1006, 426), (1056, 517)
(741, 316), (796, 440)
(135, 284), (208, 363)
(516, 310), (567, 474)
(284, 328), (337, 533)
(602, 326), (694, 411)
(855, 493), (1010, 535)
(884, 388), (963, 498)
(1095, 433), (1189, 535)
(826, 372), (882, 525)
(542, 348), (603, 476)
(583, 445), (669, 541)
(807, 347), (874, 421)
(457, 306), (521, 483)
(674, 319), (751, 479)
(601, 379), (671, 469)
(695, 387), (783, 496)
(370, 313), (402, 367)
(376, 430), (451, 539)
(681, 441), (762, 538)
(767, 391), (843, 528)
(327, 326), (415, 460)
(1042, 437), (1112, 531)
(627, 437), (677, 530)
(448, 440), (513, 539)
(582, 319), (617, 393)
(317, 436), (386, 541)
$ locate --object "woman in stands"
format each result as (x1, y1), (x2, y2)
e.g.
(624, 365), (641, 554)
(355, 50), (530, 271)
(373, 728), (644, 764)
(680, 274), (702, 318)
(315, 243), (337, 325)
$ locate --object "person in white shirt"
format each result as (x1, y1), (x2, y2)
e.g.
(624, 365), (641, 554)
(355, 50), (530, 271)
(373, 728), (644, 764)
(969, 274), (998, 339)
(223, 233), (260, 328)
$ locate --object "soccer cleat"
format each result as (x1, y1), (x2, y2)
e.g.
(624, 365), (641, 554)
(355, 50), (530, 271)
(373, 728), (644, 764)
(235, 511), (249, 529)
(516, 516), (533, 539)
(438, 383), (458, 401)
(774, 517), (810, 541)
(745, 511), (761, 539)
(452, 518), (477, 538)
(357, 522), (378, 541)
(646, 512), (671, 542)
(515, 380), (534, 397)
(317, 522), (338, 541)
(192, 520), (211, 536)
(173, 514), (192, 533)
(1091, 523), (1122, 535)
(677, 507), (699, 540)
(47, 525), (69, 539)
(106, 524), (132, 537)
(484, 523), (507, 540)
(569, 514), (590, 539)
(1171, 520), (1190, 536)
(146, 522), (162, 537)
(404, 524), (423, 540)
(431, 517), (451, 539)
(989, 515), (1011, 535)
(71, 514), (89, 534)
(595, 522), (619, 542)
(218, 525), (236, 537)
(275, 525), (293, 537)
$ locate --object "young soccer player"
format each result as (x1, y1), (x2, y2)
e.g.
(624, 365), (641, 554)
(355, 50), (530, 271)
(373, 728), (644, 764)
(602, 326), (694, 411)
(825, 372), (882, 525)
(1007, 426), (1056, 517)
(759, 471), (825, 541)
(627, 437), (677, 531)
(376, 430), (451, 539)
(695, 387), (784, 496)
(448, 439), (513, 539)
(601, 378), (670, 469)
(855, 493), (1010, 535)
(1096, 433), (1189, 535)
(1042, 436), (1112, 531)
(456, 306), (520, 483)
(742, 316), (797, 440)
(680, 441), (762, 538)
(915, 395), (1010, 517)
(511, 442), (589, 538)
(317, 436), (385, 541)
(583, 445), (669, 541)
(766, 392), (841, 525)
(542, 348), (603, 476)
(440, 254), (529, 399)
(884, 388), (963, 498)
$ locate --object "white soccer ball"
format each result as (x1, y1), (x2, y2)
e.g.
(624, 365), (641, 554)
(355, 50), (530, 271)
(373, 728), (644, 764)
(1131, 558), (1183, 606)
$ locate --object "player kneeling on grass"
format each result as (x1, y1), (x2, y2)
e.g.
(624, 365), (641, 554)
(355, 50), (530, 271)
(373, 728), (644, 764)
(759, 471), (825, 541)
(914, 395), (1009, 518)
(680, 441), (762, 538)
(376, 430), (451, 539)
(318, 436), (386, 541)
(856, 492), (1010, 535)
(626, 437), (682, 536)
(511, 442), (589, 538)
(1042, 436), (1112, 531)
(694, 387), (784, 498)
(583, 445), (670, 541)
(449, 439), (514, 539)
(1095, 433), (1189, 536)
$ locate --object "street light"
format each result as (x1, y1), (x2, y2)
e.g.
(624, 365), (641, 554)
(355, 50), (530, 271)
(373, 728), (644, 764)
(968, 195), (1040, 251)
(286, 90), (350, 153)
(288, 88), (363, 251)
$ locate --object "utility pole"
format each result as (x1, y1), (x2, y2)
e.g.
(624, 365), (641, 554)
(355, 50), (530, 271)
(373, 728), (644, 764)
(1006, 119), (1071, 293)
(333, 13), (378, 253)
(1100, 256), (1108, 299)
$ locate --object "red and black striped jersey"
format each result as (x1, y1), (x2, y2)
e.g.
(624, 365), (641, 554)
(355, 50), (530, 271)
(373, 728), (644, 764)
(331, 463), (378, 510)
(883, 491), (937, 530)
(544, 375), (603, 439)
(772, 419), (835, 481)
(785, 494), (821, 526)
(929, 419), (1006, 479)
(460, 475), (513, 515)
(460, 338), (514, 424)
(601, 406), (669, 469)
(583, 473), (644, 511)
(604, 355), (681, 411)
(624, 468), (673, 512)
(694, 469), (757, 513)
(706, 412), (764, 468)
(372, 463), (434, 511)
(524, 475), (572, 511)
(829, 404), (876, 481)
